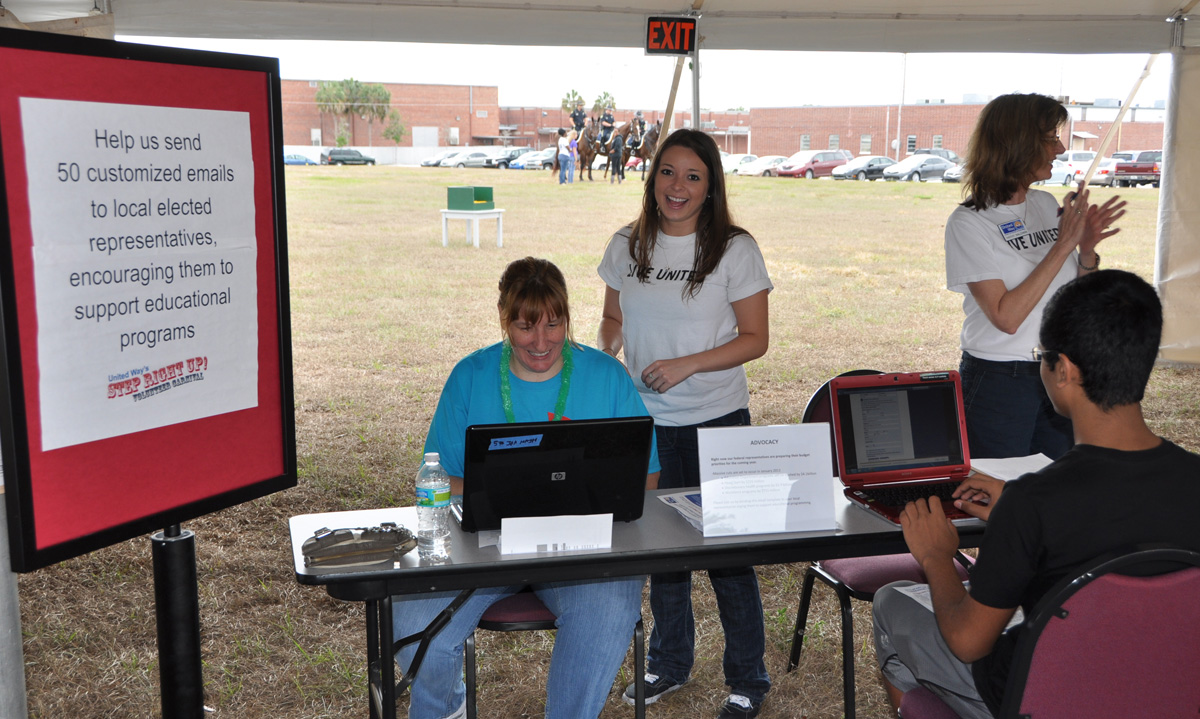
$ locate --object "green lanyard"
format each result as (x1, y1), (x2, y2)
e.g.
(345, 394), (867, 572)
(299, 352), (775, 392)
(499, 341), (573, 423)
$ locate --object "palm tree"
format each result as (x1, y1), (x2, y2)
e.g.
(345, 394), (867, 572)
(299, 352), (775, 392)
(561, 89), (584, 112)
(593, 91), (616, 115)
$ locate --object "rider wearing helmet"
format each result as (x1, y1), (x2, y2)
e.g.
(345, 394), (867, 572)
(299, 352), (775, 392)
(570, 99), (588, 135)
(600, 104), (616, 149)
(630, 110), (647, 149)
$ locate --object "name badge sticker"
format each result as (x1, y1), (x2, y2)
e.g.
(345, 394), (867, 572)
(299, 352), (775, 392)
(999, 219), (1027, 237)
(489, 434), (543, 451)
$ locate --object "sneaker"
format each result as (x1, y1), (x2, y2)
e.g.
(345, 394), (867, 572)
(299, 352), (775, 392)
(622, 672), (687, 705)
(716, 694), (762, 719)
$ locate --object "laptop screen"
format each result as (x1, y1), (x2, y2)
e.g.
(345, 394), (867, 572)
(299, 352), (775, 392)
(459, 416), (653, 532)
(831, 372), (969, 486)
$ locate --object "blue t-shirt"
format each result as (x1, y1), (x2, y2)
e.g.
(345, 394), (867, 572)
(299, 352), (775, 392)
(425, 341), (660, 478)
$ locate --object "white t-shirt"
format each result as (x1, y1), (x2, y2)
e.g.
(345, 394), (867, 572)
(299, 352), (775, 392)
(945, 189), (1078, 362)
(557, 136), (571, 155)
(598, 228), (773, 426)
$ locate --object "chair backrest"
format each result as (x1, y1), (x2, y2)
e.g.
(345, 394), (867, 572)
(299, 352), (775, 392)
(999, 546), (1200, 719)
(802, 369), (882, 477)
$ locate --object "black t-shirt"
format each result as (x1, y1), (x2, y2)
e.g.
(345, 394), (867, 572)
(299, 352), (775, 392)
(968, 440), (1200, 711)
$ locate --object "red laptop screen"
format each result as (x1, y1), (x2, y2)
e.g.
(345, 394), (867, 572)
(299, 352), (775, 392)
(830, 372), (970, 489)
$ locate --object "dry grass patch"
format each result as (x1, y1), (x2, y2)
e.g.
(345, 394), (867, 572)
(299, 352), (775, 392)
(17, 168), (1194, 719)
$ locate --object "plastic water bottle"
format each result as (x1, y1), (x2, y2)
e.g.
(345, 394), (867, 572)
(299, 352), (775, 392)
(415, 452), (451, 562)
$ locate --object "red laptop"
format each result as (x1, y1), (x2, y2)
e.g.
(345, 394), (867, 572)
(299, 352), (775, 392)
(830, 371), (975, 525)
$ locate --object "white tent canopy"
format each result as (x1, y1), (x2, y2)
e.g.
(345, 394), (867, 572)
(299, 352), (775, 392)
(5, 0), (1199, 363)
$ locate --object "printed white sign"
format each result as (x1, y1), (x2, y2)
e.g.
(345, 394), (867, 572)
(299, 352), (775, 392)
(697, 424), (837, 537)
(20, 98), (259, 450)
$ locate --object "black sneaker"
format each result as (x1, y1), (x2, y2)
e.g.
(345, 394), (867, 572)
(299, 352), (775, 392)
(716, 694), (762, 719)
(622, 672), (687, 705)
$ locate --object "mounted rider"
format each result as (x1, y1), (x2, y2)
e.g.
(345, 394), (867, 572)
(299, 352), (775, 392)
(599, 104), (616, 151)
(569, 99), (588, 136)
(629, 110), (647, 150)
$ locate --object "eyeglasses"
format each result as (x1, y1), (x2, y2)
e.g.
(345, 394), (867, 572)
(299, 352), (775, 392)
(1031, 347), (1059, 362)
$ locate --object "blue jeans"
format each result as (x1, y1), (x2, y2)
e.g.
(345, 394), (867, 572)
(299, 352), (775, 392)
(568, 154), (576, 183)
(959, 352), (1073, 460)
(394, 576), (644, 719)
(558, 153), (570, 184)
(647, 407), (771, 703)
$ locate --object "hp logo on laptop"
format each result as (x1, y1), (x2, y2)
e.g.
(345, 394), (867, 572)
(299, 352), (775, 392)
(551, 471), (566, 481)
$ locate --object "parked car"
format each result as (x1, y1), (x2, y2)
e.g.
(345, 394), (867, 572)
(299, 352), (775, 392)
(882, 154), (956, 182)
(1088, 158), (1122, 187)
(284, 153), (318, 166)
(479, 147), (528, 169)
(777, 149), (854, 178)
(832, 155), (896, 181)
(320, 148), (375, 165)
(941, 163), (965, 183)
(913, 147), (962, 164)
(1031, 159), (1075, 186)
(512, 148), (554, 170)
(721, 153), (757, 174)
(1054, 150), (1097, 184)
(442, 150), (490, 168)
(734, 155), (787, 177)
(1114, 150), (1162, 187)
(420, 150), (458, 167)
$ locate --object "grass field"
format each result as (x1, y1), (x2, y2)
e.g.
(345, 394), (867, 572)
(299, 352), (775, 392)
(16, 166), (1198, 719)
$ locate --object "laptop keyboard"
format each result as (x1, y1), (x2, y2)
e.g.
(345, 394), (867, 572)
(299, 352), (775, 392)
(858, 482), (959, 508)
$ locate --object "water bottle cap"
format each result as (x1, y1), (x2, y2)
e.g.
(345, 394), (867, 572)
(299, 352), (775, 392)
(424, 452), (440, 463)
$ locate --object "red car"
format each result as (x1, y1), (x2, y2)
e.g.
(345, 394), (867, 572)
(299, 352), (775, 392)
(777, 149), (854, 179)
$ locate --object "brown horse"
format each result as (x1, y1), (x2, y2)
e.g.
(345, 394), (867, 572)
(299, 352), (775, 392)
(575, 119), (603, 181)
(627, 121), (661, 180)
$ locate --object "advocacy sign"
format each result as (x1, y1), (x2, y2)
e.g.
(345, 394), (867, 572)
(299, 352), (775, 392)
(0, 29), (295, 571)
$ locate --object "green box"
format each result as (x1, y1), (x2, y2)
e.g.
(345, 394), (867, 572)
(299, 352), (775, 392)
(447, 186), (494, 211)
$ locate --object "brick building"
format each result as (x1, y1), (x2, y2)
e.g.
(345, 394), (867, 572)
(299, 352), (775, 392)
(281, 79), (1164, 164)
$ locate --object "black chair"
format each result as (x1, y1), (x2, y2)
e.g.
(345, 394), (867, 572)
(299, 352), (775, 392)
(785, 369), (973, 719)
(464, 587), (645, 719)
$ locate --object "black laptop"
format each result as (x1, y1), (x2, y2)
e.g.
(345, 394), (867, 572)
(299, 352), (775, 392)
(458, 416), (654, 532)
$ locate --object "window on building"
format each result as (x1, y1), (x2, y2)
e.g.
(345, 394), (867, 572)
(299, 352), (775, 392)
(860, 135), (872, 154)
(800, 134), (811, 150)
(906, 135), (917, 154)
(933, 134), (944, 149)
(829, 134), (840, 150)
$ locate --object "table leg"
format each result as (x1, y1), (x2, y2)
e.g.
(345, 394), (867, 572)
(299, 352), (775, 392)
(496, 214), (503, 248)
(366, 599), (382, 719)
(441, 215), (449, 248)
(381, 596), (396, 719)
(472, 218), (480, 248)
(465, 219), (472, 246)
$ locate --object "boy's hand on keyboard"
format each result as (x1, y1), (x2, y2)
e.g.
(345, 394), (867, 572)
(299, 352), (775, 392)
(899, 497), (960, 569)
(952, 476), (1005, 521)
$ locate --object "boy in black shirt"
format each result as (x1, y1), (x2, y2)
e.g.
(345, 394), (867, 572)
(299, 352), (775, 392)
(872, 269), (1200, 718)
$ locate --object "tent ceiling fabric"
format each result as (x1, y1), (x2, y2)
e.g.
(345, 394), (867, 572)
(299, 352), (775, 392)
(4, 0), (1194, 53)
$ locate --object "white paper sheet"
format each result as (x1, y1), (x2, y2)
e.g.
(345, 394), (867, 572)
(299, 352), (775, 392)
(499, 513), (612, 554)
(696, 424), (837, 537)
(971, 454), (1053, 481)
(20, 98), (259, 450)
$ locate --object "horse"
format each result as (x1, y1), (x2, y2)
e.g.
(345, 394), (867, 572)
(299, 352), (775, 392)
(575, 119), (604, 182)
(627, 120), (661, 181)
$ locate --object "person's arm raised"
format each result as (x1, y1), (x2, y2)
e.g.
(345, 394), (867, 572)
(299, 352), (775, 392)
(967, 190), (1091, 334)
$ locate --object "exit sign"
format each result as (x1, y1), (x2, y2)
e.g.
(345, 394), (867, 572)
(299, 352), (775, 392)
(645, 16), (698, 56)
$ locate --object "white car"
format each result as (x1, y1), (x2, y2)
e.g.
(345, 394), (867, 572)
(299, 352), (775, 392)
(722, 153), (757, 174)
(734, 155), (787, 177)
(1055, 150), (1097, 185)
